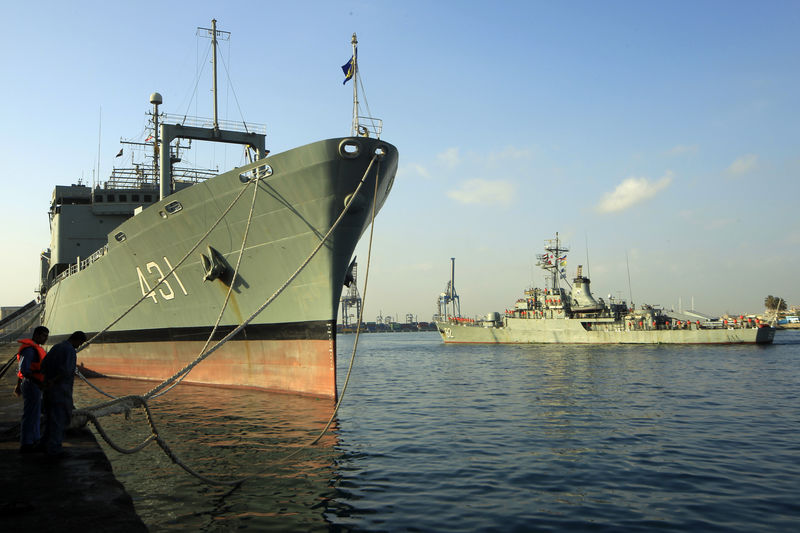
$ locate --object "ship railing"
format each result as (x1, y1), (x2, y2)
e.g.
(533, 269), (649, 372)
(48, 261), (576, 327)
(625, 319), (758, 331)
(52, 244), (109, 285)
(104, 167), (159, 189)
(356, 116), (383, 139)
(173, 168), (221, 183)
(105, 166), (219, 189)
(162, 113), (267, 135)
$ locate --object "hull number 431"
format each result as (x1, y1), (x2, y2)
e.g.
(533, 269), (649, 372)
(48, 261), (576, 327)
(136, 256), (188, 303)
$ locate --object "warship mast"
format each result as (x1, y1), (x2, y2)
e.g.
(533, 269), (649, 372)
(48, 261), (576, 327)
(350, 33), (358, 136)
(537, 232), (569, 293)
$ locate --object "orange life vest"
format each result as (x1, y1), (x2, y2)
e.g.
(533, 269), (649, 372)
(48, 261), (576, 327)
(16, 339), (47, 384)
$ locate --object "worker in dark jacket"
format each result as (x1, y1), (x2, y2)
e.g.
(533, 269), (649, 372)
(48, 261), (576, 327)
(16, 326), (49, 453)
(41, 331), (86, 458)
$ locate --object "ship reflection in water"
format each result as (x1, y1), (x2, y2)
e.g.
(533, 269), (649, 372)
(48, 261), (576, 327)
(75, 379), (339, 530)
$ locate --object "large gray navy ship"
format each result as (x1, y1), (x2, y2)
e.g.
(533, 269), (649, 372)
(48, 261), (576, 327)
(39, 24), (397, 398)
(435, 234), (775, 345)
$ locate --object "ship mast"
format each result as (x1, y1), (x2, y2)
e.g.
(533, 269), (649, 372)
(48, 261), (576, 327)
(212, 18), (220, 132)
(155, 20), (265, 201)
(537, 232), (569, 293)
(350, 32), (358, 136)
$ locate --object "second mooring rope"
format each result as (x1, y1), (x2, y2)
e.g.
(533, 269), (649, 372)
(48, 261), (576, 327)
(73, 151), (385, 486)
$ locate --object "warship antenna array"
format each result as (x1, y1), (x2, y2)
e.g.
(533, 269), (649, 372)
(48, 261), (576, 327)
(537, 232), (569, 292)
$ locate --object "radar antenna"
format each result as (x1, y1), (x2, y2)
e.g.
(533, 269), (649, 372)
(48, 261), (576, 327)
(536, 232), (570, 291)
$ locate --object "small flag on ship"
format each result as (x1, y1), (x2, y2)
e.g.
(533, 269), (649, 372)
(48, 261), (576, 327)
(115, 148), (123, 158)
(341, 53), (355, 84)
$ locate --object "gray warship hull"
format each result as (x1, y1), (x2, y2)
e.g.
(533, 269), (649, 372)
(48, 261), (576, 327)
(43, 137), (397, 398)
(435, 317), (776, 344)
(435, 234), (775, 346)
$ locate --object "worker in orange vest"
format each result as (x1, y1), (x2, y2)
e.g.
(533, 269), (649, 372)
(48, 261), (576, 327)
(16, 326), (49, 453)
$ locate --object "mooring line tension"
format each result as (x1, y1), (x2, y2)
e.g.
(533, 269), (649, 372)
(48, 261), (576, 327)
(72, 152), (384, 486)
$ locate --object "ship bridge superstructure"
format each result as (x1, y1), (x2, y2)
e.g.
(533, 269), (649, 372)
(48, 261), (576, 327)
(505, 234), (630, 322)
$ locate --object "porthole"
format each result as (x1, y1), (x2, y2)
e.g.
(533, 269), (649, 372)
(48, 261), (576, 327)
(165, 201), (183, 214)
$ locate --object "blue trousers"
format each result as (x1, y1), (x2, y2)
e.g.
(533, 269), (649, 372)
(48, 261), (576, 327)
(42, 391), (72, 455)
(20, 379), (42, 446)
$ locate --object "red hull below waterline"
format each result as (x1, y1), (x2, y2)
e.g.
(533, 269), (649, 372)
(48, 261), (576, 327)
(76, 336), (338, 399)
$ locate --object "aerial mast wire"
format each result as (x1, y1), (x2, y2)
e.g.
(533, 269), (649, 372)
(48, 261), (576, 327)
(96, 106), (101, 188)
(585, 232), (590, 279)
(625, 251), (634, 309)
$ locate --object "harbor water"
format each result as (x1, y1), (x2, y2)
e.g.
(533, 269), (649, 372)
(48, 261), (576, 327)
(71, 330), (799, 531)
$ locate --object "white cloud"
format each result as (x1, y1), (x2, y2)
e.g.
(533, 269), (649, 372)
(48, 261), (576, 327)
(400, 163), (431, 179)
(447, 179), (515, 206)
(727, 154), (758, 175)
(667, 144), (698, 156)
(437, 147), (460, 169)
(596, 172), (673, 213)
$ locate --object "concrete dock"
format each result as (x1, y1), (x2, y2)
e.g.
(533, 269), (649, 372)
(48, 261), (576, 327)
(1, 356), (147, 531)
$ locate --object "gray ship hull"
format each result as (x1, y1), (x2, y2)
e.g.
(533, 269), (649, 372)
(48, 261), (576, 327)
(43, 137), (397, 398)
(435, 318), (776, 344)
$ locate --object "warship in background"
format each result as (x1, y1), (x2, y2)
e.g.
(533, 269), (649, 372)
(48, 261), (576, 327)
(434, 234), (775, 345)
(38, 23), (398, 398)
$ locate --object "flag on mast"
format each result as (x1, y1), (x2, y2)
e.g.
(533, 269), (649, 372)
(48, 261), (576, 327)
(341, 51), (356, 84)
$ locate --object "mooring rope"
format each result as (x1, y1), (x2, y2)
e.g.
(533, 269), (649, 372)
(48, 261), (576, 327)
(215, 156), (383, 481)
(73, 151), (384, 486)
(77, 158), (270, 362)
(148, 162), (262, 399)
(143, 152), (380, 400)
(75, 167), (263, 401)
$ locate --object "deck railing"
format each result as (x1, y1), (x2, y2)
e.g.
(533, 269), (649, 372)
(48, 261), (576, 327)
(52, 244), (109, 285)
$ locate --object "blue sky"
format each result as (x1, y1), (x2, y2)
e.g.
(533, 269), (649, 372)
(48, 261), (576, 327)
(1, 1), (798, 321)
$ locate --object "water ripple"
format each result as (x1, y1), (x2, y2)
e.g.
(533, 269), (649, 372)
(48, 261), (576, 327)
(69, 330), (800, 531)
